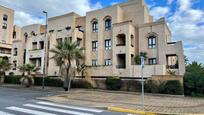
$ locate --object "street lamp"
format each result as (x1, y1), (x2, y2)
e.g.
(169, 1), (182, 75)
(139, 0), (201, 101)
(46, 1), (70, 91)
(141, 56), (145, 110)
(42, 11), (48, 89)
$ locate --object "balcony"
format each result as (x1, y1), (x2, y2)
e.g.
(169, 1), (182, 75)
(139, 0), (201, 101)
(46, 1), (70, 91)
(166, 64), (179, 69)
(115, 45), (126, 54)
(116, 65), (126, 69)
(29, 49), (44, 58)
(166, 41), (183, 54)
(116, 34), (126, 46)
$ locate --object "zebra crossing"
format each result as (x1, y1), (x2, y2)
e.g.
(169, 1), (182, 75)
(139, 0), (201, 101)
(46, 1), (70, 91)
(0, 101), (104, 115)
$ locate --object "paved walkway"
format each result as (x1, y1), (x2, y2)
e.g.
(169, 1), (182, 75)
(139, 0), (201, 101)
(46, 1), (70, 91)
(38, 89), (204, 114)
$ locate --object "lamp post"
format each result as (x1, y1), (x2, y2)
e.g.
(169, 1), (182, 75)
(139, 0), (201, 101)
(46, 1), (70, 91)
(141, 56), (145, 110)
(42, 11), (48, 89)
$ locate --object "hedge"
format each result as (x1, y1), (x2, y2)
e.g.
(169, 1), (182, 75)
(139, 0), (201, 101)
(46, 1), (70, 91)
(106, 77), (122, 90)
(4, 75), (93, 89)
(4, 75), (22, 84)
(145, 80), (183, 95)
(4, 75), (183, 95)
(160, 80), (183, 95)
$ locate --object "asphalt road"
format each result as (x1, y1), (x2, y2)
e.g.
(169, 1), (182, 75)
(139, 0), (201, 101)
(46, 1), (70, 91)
(0, 87), (128, 115)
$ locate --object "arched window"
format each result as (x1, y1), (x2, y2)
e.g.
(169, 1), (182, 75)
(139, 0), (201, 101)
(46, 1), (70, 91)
(148, 36), (156, 48)
(105, 19), (111, 31)
(3, 14), (8, 21)
(92, 20), (98, 32)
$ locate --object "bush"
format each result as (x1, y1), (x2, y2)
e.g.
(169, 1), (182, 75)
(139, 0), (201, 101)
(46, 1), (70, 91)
(126, 80), (141, 92)
(106, 77), (122, 90)
(145, 80), (159, 93)
(71, 79), (93, 89)
(34, 77), (63, 87)
(4, 75), (22, 84)
(34, 77), (92, 88)
(159, 80), (183, 95)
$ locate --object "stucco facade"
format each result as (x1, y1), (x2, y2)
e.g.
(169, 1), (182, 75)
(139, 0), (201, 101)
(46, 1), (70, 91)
(0, 5), (14, 58)
(10, 0), (185, 77)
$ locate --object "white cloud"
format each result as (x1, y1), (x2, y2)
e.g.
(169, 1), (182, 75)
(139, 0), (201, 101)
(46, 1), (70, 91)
(150, 6), (170, 20)
(168, 0), (204, 63)
(167, 0), (174, 5)
(0, 0), (102, 27)
(149, 0), (204, 63)
(14, 11), (44, 26)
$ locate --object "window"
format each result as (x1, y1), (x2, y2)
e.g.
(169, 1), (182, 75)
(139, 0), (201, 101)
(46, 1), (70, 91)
(65, 37), (72, 42)
(13, 60), (17, 70)
(77, 38), (82, 47)
(32, 42), (37, 50)
(149, 58), (157, 65)
(49, 30), (54, 33)
(92, 41), (98, 51)
(92, 21), (98, 32)
(2, 23), (7, 29)
(39, 41), (44, 49)
(105, 39), (111, 50)
(13, 31), (16, 39)
(131, 35), (134, 47)
(105, 59), (112, 66)
(148, 36), (156, 48)
(56, 38), (62, 44)
(105, 19), (111, 31)
(30, 59), (37, 66)
(3, 14), (8, 21)
(13, 48), (18, 56)
(92, 59), (98, 66)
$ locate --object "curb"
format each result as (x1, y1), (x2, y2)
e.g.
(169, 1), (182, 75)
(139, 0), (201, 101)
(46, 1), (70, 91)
(107, 107), (156, 115)
(107, 107), (204, 115)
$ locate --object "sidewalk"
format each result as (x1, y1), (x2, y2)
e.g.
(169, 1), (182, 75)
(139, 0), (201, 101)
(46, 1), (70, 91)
(38, 89), (204, 114)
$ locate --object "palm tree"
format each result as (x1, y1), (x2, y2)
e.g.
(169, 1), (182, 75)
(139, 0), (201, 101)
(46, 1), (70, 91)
(50, 38), (83, 91)
(19, 64), (40, 87)
(0, 58), (11, 83)
(76, 63), (87, 77)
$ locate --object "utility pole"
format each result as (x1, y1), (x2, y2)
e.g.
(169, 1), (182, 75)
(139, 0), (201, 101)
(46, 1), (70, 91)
(42, 11), (48, 89)
(141, 56), (145, 110)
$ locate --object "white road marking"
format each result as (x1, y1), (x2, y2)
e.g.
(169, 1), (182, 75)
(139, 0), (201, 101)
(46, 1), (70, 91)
(6, 106), (56, 115)
(0, 111), (15, 115)
(24, 104), (94, 115)
(37, 101), (103, 113)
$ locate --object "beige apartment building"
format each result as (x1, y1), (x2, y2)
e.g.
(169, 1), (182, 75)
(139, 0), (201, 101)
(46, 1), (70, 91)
(10, 0), (185, 78)
(0, 5), (14, 58)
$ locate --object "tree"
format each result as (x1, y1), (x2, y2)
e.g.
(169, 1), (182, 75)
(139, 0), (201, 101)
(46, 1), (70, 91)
(0, 58), (11, 83)
(184, 61), (204, 96)
(184, 55), (189, 65)
(135, 52), (148, 65)
(50, 38), (83, 91)
(19, 64), (40, 87)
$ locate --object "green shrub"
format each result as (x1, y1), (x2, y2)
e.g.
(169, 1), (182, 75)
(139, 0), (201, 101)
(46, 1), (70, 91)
(106, 77), (122, 90)
(159, 80), (183, 95)
(71, 79), (93, 89)
(144, 80), (159, 93)
(34, 77), (92, 88)
(34, 77), (63, 87)
(126, 80), (141, 92)
(4, 75), (22, 84)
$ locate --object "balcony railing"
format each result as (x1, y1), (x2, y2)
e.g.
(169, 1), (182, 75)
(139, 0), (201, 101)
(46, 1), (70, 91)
(116, 65), (126, 69)
(0, 51), (11, 54)
(166, 64), (179, 69)
(167, 42), (176, 45)
(116, 44), (126, 46)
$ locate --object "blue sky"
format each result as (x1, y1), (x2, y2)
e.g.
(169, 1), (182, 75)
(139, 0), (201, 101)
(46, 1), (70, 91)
(0, 0), (204, 63)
